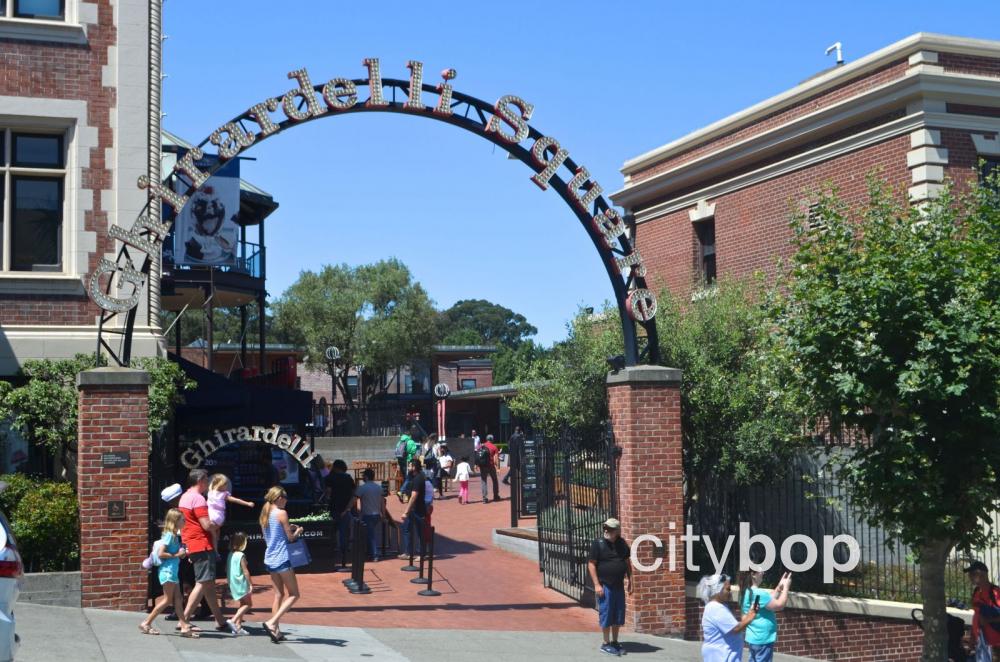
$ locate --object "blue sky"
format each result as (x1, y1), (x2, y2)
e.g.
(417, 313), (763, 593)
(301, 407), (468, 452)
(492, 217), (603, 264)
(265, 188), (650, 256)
(162, 1), (1000, 345)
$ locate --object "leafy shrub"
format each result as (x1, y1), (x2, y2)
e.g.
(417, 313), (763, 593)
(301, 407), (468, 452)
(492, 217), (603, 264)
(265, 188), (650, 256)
(10, 480), (79, 572)
(0, 473), (37, 517)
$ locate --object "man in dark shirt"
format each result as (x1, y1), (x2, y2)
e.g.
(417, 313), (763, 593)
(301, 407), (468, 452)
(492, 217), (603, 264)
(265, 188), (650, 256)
(587, 517), (632, 656)
(323, 459), (356, 564)
(502, 427), (524, 486)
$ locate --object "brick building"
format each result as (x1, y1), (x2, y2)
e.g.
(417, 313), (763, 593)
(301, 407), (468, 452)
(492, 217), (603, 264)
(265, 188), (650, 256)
(612, 32), (1000, 662)
(0, 0), (159, 375)
(611, 33), (1000, 300)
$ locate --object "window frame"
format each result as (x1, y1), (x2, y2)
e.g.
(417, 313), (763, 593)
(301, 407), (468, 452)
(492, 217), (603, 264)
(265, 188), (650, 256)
(460, 378), (477, 390)
(694, 218), (716, 286)
(0, 127), (68, 273)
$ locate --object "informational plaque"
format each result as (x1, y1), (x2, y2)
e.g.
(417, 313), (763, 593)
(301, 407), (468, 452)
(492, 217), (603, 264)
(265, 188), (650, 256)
(107, 500), (126, 521)
(101, 451), (131, 468)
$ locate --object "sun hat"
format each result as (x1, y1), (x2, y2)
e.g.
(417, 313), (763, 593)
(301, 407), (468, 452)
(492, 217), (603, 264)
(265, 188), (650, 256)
(603, 518), (621, 529)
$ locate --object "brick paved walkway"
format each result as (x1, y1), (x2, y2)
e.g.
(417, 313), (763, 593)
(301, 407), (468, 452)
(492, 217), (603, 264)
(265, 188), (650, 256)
(243, 478), (597, 631)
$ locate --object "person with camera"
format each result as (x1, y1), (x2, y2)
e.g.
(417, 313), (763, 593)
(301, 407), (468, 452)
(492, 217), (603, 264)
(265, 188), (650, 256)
(698, 573), (759, 662)
(736, 570), (792, 662)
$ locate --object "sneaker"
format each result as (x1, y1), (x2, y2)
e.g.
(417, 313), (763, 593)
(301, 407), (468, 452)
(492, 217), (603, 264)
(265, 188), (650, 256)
(225, 619), (239, 635)
(600, 643), (619, 656)
(236, 626), (249, 636)
(612, 642), (624, 655)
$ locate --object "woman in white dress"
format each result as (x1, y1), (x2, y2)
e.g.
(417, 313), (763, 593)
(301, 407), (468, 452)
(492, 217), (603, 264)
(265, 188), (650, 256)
(699, 573), (759, 662)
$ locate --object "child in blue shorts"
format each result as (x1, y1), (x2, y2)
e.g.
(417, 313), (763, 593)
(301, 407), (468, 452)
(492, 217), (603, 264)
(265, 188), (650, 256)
(140, 508), (198, 637)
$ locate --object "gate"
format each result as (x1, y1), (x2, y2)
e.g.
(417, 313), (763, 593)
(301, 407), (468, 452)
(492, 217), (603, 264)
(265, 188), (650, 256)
(536, 426), (618, 606)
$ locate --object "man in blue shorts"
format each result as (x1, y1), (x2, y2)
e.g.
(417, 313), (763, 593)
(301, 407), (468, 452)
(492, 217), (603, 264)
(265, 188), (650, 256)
(587, 517), (632, 656)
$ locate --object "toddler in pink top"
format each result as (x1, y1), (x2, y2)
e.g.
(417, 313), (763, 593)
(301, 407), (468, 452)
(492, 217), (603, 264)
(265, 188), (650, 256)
(207, 474), (254, 552)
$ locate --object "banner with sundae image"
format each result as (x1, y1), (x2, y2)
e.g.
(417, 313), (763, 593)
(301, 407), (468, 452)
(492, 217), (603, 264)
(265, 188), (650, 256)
(173, 155), (240, 266)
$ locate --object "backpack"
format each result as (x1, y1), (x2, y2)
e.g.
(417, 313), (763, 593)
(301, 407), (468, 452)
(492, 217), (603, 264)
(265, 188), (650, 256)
(474, 445), (491, 467)
(422, 447), (438, 470)
(394, 435), (410, 459)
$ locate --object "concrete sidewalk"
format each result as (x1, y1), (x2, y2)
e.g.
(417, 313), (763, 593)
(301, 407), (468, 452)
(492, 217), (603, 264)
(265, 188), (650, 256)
(16, 603), (823, 662)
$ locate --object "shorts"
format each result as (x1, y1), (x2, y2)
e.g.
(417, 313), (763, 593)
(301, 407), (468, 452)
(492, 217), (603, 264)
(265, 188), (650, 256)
(748, 643), (775, 662)
(208, 511), (225, 527)
(597, 583), (626, 628)
(265, 560), (292, 574)
(189, 551), (216, 583)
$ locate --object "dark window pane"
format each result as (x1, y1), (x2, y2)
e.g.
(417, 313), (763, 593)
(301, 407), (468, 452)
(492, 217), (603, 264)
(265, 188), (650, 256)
(460, 379), (477, 390)
(13, 134), (63, 167)
(0, 132), (5, 166)
(0, 0), (7, 15)
(14, 0), (63, 19)
(695, 220), (716, 285)
(982, 159), (1000, 189)
(12, 177), (62, 271)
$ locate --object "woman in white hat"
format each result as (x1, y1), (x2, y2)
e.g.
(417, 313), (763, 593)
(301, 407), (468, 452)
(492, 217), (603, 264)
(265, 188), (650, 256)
(698, 573), (758, 662)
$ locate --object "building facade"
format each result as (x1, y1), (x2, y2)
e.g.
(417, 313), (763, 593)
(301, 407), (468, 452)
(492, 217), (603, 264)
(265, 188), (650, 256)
(612, 33), (1000, 301)
(0, 0), (160, 375)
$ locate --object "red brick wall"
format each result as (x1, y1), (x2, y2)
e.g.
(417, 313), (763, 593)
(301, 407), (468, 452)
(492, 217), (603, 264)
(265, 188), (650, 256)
(607, 369), (685, 635)
(457, 364), (493, 389)
(636, 133), (912, 301)
(939, 52), (1000, 78)
(684, 596), (924, 662)
(630, 59), (909, 183)
(77, 371), (149, 610)
(0, 1), (116, 324)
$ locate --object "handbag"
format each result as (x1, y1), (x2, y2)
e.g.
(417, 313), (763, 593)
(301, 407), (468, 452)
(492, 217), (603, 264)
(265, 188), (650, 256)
(287, 539), (311, 568)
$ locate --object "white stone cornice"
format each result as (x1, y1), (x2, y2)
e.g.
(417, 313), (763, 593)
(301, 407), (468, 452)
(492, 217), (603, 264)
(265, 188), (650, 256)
(688, 200), (715, 222)
(622, 33), (1000, 177)
(613, 69), (1000, 211)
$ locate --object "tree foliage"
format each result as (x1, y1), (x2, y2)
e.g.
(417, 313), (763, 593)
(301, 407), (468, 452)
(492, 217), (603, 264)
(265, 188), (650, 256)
(0, 354), (195, 481)
(658, 281), (805, 510)
(273, 259), (438, 406)
(509, 306), (621, 439)
(770, 174), (1000, 660)
(493, 340), (543, 386)
(439, 299), (537, 348)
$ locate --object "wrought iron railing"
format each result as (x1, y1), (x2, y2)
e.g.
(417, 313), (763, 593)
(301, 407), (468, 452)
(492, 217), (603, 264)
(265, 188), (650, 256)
(312, 402), (410, 438)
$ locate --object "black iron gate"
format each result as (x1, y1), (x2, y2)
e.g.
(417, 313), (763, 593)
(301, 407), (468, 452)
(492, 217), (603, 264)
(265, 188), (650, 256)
(536, 426), (619, 606)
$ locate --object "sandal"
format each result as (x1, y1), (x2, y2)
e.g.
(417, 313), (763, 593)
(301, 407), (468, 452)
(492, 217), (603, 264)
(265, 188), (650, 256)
(179, 628), (200, 639)
(263, 622), (281, 643)
(175, 625), (202, 632)
(138, 624), (160, 635)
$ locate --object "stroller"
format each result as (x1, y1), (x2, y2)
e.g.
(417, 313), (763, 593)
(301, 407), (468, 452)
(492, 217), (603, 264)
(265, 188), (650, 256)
(911, 601), (971, 662)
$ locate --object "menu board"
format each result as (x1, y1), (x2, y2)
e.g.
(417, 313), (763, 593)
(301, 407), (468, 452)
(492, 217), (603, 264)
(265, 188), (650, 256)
(519, 438), (538, 516)
(202, 441), (278, 497)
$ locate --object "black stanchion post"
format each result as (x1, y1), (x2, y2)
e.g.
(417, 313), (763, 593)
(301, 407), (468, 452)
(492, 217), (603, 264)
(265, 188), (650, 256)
(349, 519), (371, 594)
(411, 520), (429, 585)
(343, 518), (360, 589)
(401, 515), (419, 572)
(380, 518), (387, 559)
(417, 526), (441, 596)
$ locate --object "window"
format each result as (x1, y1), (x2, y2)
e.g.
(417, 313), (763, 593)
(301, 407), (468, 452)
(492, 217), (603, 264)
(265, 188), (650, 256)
(9, 0), (65, 20)
(694, 219), (716, 285)
(981, 158), (1000, 188)
(1, 130), (65, 272)
(460, 378), (477, 390)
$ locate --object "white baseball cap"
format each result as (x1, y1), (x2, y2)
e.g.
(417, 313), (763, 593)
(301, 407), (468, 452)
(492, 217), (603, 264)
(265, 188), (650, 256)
(160, 483), (182, 503)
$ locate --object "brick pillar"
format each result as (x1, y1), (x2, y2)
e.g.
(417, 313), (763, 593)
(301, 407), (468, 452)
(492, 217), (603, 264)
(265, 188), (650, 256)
(607, 365), (684, 635)
(77, 367), (151, 610)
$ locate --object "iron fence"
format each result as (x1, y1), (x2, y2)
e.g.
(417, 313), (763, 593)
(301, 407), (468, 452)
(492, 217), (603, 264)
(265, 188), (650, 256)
(312, 402), (410, 437)
(536, 427), (618, 606)
(688, 453), (1000, 605)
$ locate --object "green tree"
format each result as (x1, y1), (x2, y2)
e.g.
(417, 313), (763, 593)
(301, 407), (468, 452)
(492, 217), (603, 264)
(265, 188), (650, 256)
(0, 354), (195, 482)
(440, 299), (538, 348)
(770, 175), (1000, 661)
(160, 304), (282, 348)
(493, 340), (542, 385)
(509, 306), (621, 439)
(273, 259), (438, 407)
(658, 280), (804, 515)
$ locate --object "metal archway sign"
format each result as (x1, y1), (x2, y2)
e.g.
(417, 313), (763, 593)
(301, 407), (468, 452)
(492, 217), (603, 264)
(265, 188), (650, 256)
(89, 59), (660, 366)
